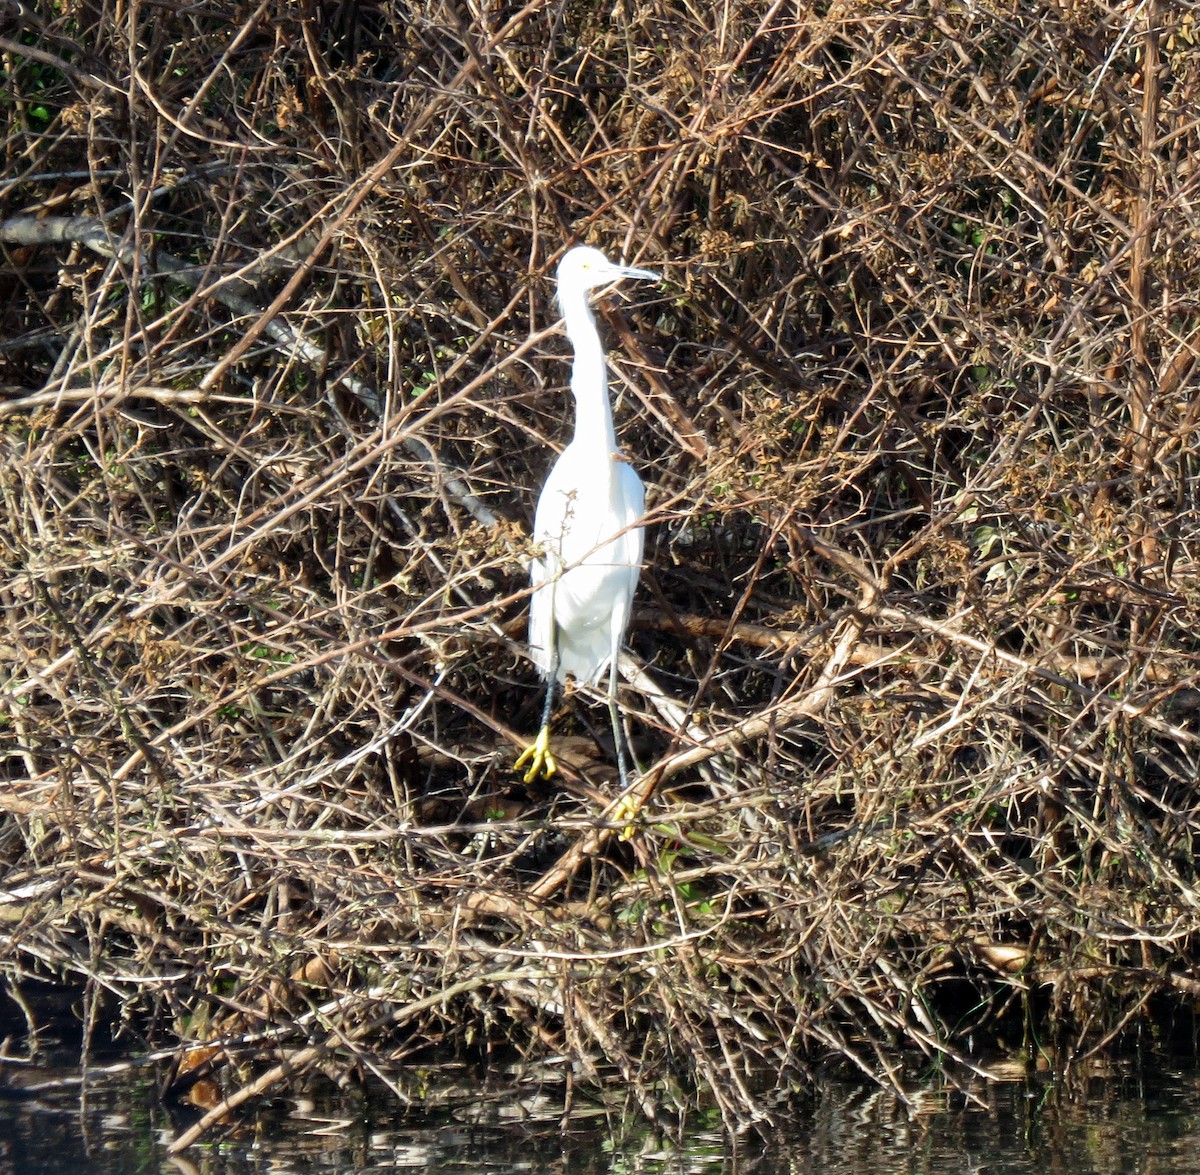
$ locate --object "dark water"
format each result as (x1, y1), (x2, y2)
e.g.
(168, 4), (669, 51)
(3, 1053), (1200, 1174)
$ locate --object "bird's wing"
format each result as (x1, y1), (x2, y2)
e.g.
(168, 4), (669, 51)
(609, 459), (645, 623)
(615, 460), (645, 565)
(530, 450), (576, 556)
(526, 452), (573, 680)
(527, 579), (555, 679)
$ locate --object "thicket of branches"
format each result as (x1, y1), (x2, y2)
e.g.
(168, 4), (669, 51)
(3, 0), (1200, 1140)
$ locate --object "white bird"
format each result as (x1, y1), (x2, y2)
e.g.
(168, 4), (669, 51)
(515, 246), (659, 799)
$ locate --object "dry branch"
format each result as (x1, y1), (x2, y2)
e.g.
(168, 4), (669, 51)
(2, 0), (1200, 1145)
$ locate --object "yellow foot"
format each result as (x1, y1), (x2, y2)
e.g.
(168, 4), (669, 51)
(607, 791), (645, 841)
(514, 725), (557, 783)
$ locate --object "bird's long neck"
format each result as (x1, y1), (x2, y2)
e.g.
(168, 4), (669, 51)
(562, 292), (618, 453)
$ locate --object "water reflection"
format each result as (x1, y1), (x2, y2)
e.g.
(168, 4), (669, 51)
(1, 1054), (1198, 1174)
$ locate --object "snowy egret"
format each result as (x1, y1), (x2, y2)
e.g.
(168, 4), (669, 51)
(515, 246), (659, 800)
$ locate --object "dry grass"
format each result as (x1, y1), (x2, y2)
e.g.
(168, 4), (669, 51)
(3, 0), (1200, 1138)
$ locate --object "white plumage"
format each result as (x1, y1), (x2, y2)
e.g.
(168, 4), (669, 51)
(516, 245), (658, 787)
(527, 429), (645, 685)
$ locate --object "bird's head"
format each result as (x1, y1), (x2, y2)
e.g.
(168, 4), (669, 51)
(557, 246), (658, 299)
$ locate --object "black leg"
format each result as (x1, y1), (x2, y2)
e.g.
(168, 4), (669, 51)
(540, 646), (559, 731)
(609, 653), (631, 792)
